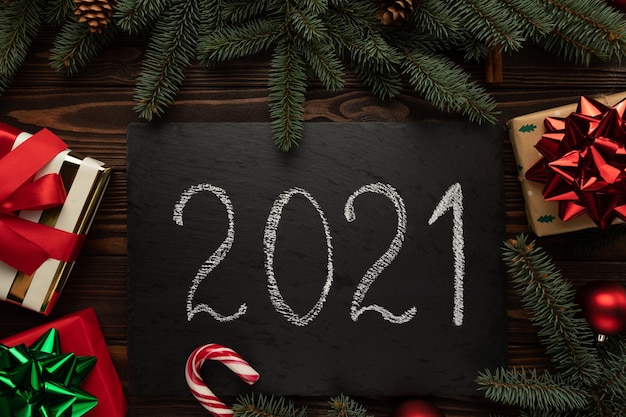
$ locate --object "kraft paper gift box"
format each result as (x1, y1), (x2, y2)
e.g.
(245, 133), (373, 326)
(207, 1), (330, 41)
(0, 122), (111, 314)
(507, 91), (626, 237)
(0, 307), (127, 417)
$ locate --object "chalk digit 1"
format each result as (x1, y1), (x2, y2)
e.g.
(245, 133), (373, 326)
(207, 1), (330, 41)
(173, 184), (247, 322)
(428, 182), (464, 326)
(344, 182), (417, 324)
(263, 188), (334, 327)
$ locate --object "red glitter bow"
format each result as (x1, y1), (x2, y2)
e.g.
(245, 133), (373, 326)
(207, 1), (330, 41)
(525, 96), (626, 229)
(0, 122), (85, 275)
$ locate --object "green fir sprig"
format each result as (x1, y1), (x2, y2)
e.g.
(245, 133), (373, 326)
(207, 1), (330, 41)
(477, 234), (626, 417)
(328, 394), (373, 417)
(233, 394), (308, 417)
(573, 223), (626, 256)
(1, 0), (626, 150)
(231, 394), (370, 417)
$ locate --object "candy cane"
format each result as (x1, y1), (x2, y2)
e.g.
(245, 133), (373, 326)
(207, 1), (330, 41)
(185, 344), (260, 417)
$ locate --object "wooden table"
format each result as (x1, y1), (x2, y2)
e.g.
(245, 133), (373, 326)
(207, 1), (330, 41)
(2, 28), (626, 417)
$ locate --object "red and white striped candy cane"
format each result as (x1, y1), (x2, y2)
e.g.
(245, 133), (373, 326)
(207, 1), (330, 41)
(185, 344), (260, 417)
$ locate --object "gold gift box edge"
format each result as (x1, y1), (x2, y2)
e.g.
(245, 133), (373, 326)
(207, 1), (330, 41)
(6, 152), (112, 314)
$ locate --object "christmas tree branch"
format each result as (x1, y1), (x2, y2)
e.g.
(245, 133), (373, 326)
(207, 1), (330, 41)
(0, 0), (47, 94)
(233, 394), (307, 417)
(400, 47), (498, 123)
(46, 0), (74, 26)
(269, 38), (307, 151)
(3, 0), (626, 151)
(502, 236), (601, 385)
(222, 0), (271, 23)
(573, 224), (626, 257)
(197, 18), (282, 66)
(50, 21), (118, 75)
(133, 0), (199, 120)
(298, 37), (344, 91)
(542, 0), (626, 65)
(497, 0), (554, 40)
(477, 367), (589, 411)
(328, 395), (372, 417)
(412, 0), (462, 42)
(114, 0), (170, 34)
(454, 0), (525, 51)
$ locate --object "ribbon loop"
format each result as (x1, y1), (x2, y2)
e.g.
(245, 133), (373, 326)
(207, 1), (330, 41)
(526, 97), (626, 229)
(0, 329), (98, 417)
(0, 122), (84, 275)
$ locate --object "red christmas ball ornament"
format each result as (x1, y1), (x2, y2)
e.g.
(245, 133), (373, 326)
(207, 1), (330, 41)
(391, 399), (445, 417)
(576, 280), (626, 340)
(607, 0), (626, 12)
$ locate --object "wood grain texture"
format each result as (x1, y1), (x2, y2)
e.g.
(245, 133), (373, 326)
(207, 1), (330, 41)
(1, 29), (626, 416)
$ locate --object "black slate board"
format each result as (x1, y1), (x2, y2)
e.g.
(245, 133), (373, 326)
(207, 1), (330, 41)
(127, 122), (506, 398)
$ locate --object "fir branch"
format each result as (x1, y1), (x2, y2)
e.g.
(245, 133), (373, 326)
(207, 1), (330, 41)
(597, 350), (626, 403)
(573, 224), (626, 257)
(50, 21), (118, 75)
(46, 0), (74, 25)
(328, 395), (372, 417)
(133, 0), (199, 120)
(299, 0), (330, 15)
(451, 0), (525, 52)
(541, 0), (626, 65)
(268, 38), (307, 151)
(399, 47), (498, 124)
(0, 0), (47, 94)
(497, 0), (554, 40)
(326, 1), (401, 68)
(114, 0), (172, 34)
(222, 0), (271, 24)
(297, 37), (344, 91)
(198, 0), (224, 35)
(353, 60), (402, 100)
(413, 0), (463, 42)
(289, 5), (327, 42)
(197, 17), (282, 66)
(477, 367), (589, 411)
(233, 394), (307, 417)
(502, 235), (601, 385)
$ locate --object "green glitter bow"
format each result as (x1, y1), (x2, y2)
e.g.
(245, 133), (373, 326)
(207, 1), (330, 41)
(0, 328), (98, 417)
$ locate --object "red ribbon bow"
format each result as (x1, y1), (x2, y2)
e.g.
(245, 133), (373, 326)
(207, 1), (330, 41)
(0, 122), (85, 275)
(525, 96), (626, 229)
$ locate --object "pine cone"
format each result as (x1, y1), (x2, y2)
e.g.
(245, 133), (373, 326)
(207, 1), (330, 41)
(74, 0), (116, 33)
(376, 0), (415, 25)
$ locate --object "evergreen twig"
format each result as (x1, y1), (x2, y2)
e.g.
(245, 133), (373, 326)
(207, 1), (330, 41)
(0, 0), (47, 94)
(328, 394), (372, 417)
(233, 393), (307, 417)
(502, 235), (600, 384)
(478, 234), (626, 416)
(132, 0), (199, 120)
(50, 21), (118, 75)
(573, 224), (626, 257)
(1, 0), (626, 150)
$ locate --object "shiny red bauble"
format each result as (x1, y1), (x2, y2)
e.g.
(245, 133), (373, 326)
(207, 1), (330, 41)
(391, 399), (445, 417)
(607, 0), (626, 12)
(576, 280), (626, 336)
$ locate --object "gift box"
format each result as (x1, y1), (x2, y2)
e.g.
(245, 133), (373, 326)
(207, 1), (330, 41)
(0, 307), (127, 417)
(0, 122), (111, 314)
(507, 91), (626, 236)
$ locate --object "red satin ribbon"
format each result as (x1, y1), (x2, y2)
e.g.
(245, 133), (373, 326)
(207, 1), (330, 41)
(0, 122), (85, 275)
